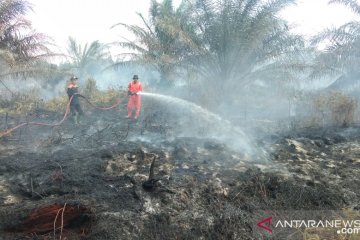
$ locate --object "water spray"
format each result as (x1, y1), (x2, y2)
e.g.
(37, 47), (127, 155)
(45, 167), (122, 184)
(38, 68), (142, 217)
(138, 92), (253, 154)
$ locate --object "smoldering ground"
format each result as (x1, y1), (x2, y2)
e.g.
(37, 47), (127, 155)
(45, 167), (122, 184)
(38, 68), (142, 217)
(2, 0), (360, 238)
(1, 99), (360, 239)
(1, 103), (357, 235)
(0, 57), (360, 240)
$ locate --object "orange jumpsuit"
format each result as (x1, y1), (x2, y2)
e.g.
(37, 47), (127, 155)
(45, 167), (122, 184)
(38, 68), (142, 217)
(127, 81), (143, 119)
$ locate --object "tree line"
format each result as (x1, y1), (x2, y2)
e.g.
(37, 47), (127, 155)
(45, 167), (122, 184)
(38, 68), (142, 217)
(1, 0), (359, 111)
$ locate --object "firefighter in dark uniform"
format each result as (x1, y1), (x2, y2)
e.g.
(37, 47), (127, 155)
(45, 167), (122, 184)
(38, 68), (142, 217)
(67, 76), (83, 124)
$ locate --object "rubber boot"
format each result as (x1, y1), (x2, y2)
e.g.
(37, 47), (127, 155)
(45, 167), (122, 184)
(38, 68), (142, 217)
(77, 114), (82, 124)
(73, 114), (79, 125)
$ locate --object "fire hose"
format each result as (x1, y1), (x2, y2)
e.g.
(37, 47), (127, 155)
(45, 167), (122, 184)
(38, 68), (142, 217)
(0, 93), (125, 138)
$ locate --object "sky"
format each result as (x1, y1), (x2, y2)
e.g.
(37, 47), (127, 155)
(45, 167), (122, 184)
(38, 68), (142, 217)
(280, 0), (359, 37)
(26, 0), (181, 53)
(26, 0), (359, 53)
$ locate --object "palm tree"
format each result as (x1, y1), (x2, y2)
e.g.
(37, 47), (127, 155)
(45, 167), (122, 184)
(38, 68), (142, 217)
(311, 0), (360, 78)
(113, 0), (307, 111)
(185, 0), (306, 107)
(112, 0), (198, 87)
(194, 0), (303, 80)
(65, 37), (111, 78)
(0, 0), (51, 80)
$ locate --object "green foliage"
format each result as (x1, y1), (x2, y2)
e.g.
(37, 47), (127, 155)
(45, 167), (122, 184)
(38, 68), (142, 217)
(183, 0), (308, 109)
(191, 0), (304, 84)
(65, 37), (111, 79)
(67, 37), (106, 64)
(0, 0), (52, 81)
(114, 0), (309, 111)
(112, 0), (198, 86)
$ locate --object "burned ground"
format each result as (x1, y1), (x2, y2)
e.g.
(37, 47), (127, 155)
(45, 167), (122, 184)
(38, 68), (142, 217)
(0, 104), (360, 240)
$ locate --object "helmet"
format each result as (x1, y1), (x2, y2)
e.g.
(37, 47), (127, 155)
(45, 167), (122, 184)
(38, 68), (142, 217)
(132, 75), (139, 80)
(70, 76), (78, 80)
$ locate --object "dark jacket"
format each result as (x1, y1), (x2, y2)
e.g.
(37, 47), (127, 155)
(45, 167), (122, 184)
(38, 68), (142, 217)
(67, 83), (80, 105)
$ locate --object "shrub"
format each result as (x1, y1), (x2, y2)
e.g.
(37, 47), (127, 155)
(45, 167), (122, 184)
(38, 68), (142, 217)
(44, 96), (68, 112)
(90, 88), (124, 105)
(312, 91), (357, 127)
(83, 77), (99, 100)
(0, 89), (42, 115)
(0, 81), (126, 117)
(329, 92), (357, 127)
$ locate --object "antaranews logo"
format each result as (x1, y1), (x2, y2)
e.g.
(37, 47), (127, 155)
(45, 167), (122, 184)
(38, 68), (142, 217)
(257, 216), (273, 233)
(253, 211), (360, 239)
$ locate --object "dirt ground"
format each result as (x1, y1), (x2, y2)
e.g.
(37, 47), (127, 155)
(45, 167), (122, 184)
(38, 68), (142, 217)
(0, 103), (360, 239)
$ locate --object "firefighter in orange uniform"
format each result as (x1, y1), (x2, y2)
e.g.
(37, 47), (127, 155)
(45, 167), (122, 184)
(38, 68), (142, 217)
(127, 75), (143, 120)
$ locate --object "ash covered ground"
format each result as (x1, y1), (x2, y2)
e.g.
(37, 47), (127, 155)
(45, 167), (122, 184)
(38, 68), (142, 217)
(0, 100), (360, 240)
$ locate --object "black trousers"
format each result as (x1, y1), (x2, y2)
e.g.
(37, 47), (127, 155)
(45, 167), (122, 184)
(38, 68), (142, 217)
(70, 103), (83, 116)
